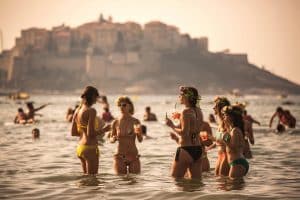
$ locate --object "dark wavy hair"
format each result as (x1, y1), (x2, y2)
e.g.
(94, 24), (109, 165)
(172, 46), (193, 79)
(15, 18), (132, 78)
(179, 86), (200, 108)
(222, 105), (245, 136)
(81, 86), (100, 106)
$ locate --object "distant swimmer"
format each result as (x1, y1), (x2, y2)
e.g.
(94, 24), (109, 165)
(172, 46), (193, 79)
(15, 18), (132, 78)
(221, 105), (249, 179)
(98, 95), (110, 110)
(109, 96), (143, 174)
(165, 86), (203, 179)
(143, 106), (157, 121)
(14, 108), (27, 124)
(101, 107), (114, 123)
(71, 86), (109, 175)
(32, 128), (40, 139)
(269, 107), (296, 130)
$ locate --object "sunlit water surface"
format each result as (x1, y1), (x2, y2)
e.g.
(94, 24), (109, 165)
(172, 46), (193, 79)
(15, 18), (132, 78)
(1, 94), (300, 199)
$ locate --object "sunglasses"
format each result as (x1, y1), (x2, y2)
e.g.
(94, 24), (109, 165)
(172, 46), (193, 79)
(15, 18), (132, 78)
(119, 103), (127, 107)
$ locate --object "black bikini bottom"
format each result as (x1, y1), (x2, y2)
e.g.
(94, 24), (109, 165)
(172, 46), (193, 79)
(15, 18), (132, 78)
(175, 146), (202, 162)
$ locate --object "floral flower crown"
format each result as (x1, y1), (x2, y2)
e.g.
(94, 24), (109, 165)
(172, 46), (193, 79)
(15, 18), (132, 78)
(179, 86), (201, 100)
(214, 96), (230, 107)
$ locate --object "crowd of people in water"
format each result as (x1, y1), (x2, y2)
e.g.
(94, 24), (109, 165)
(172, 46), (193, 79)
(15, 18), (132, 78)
(12, 85), (297, 179)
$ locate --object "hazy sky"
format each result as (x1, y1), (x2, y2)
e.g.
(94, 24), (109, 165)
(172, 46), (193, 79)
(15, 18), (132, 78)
(0, 0), (299, 84)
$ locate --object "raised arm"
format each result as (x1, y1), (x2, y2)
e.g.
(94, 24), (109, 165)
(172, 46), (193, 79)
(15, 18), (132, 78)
(34, 103), (50, 112)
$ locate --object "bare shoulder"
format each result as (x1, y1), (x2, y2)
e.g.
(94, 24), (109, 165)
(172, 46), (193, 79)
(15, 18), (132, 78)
(132, 117), (140, 124)
(231, 127), (242, 136)
(87, 107), (97, 116)
(182, 108), (192, 115)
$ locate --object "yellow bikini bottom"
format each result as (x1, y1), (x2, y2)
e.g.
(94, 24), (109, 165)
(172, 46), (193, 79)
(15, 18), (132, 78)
(76, 144), (99, 159)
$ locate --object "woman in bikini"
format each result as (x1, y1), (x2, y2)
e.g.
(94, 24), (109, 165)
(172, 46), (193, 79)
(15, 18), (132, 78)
(210, 96), (231, 176)
(110, 96), (143, 174)
(221, 105), (249, 178)
(71, 86), (109, 175)
(166, 86), (203, 179)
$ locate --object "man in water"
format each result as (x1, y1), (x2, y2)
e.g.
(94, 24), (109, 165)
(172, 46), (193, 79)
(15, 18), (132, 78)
(32, 128), (40, 139)
(14, 108), (27, 124)
(269, 107), (296, 130)
(143, 106), (157, 121)
(102, 107), (114, 123)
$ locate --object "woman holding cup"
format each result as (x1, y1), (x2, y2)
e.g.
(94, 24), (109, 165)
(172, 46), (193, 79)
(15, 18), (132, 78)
(166, 86), (203, 179)
(110, 96), (143, 174)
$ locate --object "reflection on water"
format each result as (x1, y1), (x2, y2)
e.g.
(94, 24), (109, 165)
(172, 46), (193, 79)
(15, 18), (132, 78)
(174, 178), (204, 192)
(119, 174), (138, 185)
(215, 176), (246, 191)
(77, 175), (103, 187)
(0, 94), (300, 199)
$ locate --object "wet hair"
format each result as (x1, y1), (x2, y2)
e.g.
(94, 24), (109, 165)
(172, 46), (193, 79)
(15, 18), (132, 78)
(81, 86), (100, 106)
(116, 96), (134, 115)
(179, 86), (200, 107)
(145, 106), (151, 112)
(26, 102), (34, 110)
(222, 105), (245, 136)
(276, 107), (283, 113)
(214, 96), (230, 115)
(18, 108), (24, 112)
(32, 128), (40, 138)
